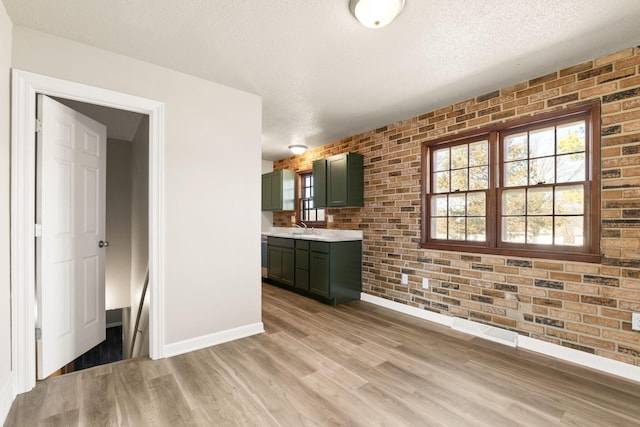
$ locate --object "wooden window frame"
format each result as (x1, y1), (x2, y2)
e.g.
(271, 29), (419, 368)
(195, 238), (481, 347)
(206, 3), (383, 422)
(296, 170), (326, 227)
(421, 101), (601, 263)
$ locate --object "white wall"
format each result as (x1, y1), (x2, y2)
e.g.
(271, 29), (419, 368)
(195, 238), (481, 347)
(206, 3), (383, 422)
(11, 27), (262, 348)
(106, 138), (133, 310)
(0, 3), (12, 423)
(261, 160), (274, 232)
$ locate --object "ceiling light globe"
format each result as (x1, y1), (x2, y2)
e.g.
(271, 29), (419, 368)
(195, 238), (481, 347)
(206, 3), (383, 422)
(288, 145), (307, 155)
(350, 0), (405, 29)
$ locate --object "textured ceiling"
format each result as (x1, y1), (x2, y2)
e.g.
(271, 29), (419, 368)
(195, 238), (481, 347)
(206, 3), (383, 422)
(5, 0), (640, 160)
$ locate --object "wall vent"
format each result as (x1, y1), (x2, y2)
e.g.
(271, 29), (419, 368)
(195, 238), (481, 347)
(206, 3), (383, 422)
(452, 318), (518, 348)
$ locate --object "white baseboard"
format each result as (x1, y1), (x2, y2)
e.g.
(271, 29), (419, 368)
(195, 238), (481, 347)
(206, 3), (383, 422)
(361, 293), (454, 327)
(0, 373), (15, 426)
(163, 322), (265, 359)
(517, 335), (640, 383)
(361, 293), (640, 383)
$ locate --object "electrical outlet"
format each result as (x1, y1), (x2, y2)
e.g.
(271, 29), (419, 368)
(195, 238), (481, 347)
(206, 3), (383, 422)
(327, 215), (334, 223)
(632, 313), (640, 331)
(401, 273), (408, 285)
(291, 216), (296, 223)
(422, 277), (429, 289)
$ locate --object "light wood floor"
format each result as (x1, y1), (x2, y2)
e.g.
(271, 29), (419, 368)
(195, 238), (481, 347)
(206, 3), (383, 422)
(5, 283), (640, 426)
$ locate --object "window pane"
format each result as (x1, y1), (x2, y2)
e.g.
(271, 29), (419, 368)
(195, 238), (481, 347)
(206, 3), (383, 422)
(431, 195), (448, 216)
(434, 148), (450, 171)
(317, 210), (325, 221)
(557, 153), (585, 182)
(555, 185), (584, 214)
(503, 217), (525, 243)
(555, 216), (583, 246)
(529, 157), (555, 185)
(449, 218), (466, 240)
(505, 133), (528, 161)
(467, 192), (486, 216)
(529, 127), (555, 158)
(527, 216), (553, 244)
(557, 121), (586, 154)
(308, 210), (317, 221)
(451, 145), (468, 169)
(305, 187), (311, 198)
(505, 160), (528, 187)
(432, 218), (447, 239)
(527, 187), (553, 215)
(469, 141), (488, 167)
(448, 194), (466, 216)
(467, 218), (486, 241)
(434, 171), (450, 193)
(451, 169), (468, 192)
(503, 189), (525, 215)
(469, 166), (489, 190)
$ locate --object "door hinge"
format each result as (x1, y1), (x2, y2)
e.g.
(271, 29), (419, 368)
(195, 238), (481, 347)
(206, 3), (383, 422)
(34, 223), (42, 238)
(35, 327), (42, 341)
(35, 118), (42, 133)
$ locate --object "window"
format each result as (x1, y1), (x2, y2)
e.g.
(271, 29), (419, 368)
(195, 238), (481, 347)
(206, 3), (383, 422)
(297, 172), (325, 225)
(421, 102), (600, 262)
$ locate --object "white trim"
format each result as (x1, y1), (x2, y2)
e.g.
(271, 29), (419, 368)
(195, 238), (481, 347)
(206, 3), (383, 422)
(360, 293), (454, 327)
(361, 292), (640, 383)
(10, 69), (166, 394)
(518, 336), (640, 383)
(163, 322), (265, 359)
(0, 373), (15, 426)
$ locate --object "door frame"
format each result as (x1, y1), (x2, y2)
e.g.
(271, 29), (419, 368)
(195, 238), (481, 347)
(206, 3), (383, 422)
(10, 69), (166, 394)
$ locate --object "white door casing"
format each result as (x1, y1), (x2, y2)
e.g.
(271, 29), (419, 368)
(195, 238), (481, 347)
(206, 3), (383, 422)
(11, 70), (166, 394)
(36, 95), (107, 379)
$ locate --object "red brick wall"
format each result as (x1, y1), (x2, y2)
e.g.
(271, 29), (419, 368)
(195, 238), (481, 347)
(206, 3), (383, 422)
(273, 47), (640, 366)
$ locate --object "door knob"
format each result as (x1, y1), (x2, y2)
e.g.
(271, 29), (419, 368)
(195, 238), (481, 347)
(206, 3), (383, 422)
(99, 240), (110, 248)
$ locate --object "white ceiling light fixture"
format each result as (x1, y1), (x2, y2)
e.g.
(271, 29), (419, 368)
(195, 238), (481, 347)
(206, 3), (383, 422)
(349, 0), (406, 29)
(288, 144), (307, 155)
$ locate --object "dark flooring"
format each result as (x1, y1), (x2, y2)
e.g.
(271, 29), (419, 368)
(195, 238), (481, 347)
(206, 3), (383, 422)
(72, 325), (123, 371)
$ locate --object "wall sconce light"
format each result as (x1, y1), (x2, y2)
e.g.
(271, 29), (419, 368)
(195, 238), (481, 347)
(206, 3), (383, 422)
(288, 145), (307, 155)
(349, 0), (406, 29)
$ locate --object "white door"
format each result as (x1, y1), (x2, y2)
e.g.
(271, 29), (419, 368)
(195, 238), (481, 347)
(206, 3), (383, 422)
(36, 95), (108, 379)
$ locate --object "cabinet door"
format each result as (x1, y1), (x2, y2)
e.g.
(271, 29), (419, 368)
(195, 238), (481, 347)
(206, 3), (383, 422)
(281, 248), (295, 286)
(312, 159), (327, 208)
(310, 252), (330, 297)
(327, 154), (348, 207)
(261, 173), (273, 211)
(267, 246), (282, 280)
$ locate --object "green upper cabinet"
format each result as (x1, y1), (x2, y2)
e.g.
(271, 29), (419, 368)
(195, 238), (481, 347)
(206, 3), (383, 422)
(262, 169), (296, 211)
(313, 152), (363, 208)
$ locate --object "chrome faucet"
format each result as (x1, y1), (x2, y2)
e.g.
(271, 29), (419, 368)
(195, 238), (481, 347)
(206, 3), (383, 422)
(295, 222), (310, 233)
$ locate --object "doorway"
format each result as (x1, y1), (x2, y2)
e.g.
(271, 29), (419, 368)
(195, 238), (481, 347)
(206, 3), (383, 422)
(38, 96), (150, 378)
(10, 70), (166, 394)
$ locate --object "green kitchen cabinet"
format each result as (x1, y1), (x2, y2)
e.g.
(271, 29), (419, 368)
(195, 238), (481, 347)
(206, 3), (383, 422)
(309, 240), (362, 304)
(267, 237), (295, 287)
(295, 239), (310, 291)
(267, 236), (362, 305)
(312, 153), (363, 208)
(262, 169), (296, 211)
(309, 245), (330, 297)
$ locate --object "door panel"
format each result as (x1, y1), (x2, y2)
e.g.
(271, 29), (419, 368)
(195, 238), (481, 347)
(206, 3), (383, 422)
(36, 95), (107, 379)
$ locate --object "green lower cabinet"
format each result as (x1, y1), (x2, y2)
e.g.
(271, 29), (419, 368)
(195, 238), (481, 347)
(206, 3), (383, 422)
(267, 237), (295, 287)
(309, 251), (330, 297)
(295, 240), (310, 290)
(268, 237), (361, 305)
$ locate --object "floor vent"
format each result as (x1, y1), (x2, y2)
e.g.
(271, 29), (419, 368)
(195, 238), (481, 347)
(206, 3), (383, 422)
(452, 318), (518, 348)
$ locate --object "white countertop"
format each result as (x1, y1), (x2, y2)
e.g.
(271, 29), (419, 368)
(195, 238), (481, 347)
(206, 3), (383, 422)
(262, 227), (363, 242)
